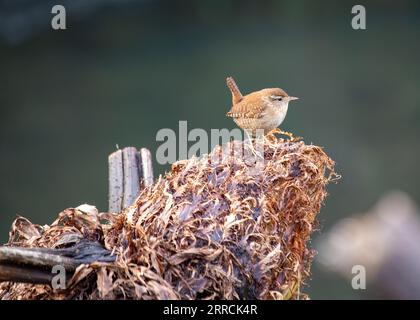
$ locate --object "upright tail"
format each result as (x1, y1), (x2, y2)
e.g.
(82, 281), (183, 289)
(226, 76), (243, 105)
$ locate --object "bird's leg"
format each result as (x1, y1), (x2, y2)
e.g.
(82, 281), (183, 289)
(245, 131), (264, 160)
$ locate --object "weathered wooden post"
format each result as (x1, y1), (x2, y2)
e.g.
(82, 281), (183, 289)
(0, 146), (155, 286)
(108, 147), (154, 213)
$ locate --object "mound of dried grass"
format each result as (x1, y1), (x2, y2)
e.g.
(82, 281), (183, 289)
(0, 137), (337, 300)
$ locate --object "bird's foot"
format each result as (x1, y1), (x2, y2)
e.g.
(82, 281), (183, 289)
(268, 128), (301, 142)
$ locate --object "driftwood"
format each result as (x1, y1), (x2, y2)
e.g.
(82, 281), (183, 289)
(0, 240), (115, 284)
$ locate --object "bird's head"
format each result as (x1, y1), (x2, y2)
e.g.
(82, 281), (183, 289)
(261, 88), (299, 109)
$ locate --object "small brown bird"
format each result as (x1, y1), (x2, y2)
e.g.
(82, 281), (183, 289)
(226, 77), (298, 138)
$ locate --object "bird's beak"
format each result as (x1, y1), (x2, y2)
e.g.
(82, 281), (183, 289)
(288, 96), (299, 101)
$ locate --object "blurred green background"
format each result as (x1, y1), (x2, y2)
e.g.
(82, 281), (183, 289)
(0, 0), (419, 299)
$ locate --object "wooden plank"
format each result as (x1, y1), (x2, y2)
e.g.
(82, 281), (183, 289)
(122, 147), (141, 209)
(108, 149), (123, 213)
(139, 148), (154, 187)
(108, 147), (154, 213)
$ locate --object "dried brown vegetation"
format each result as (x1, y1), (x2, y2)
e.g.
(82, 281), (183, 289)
(0, 137), (337, 300)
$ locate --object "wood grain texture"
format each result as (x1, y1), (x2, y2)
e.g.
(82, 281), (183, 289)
(109, 147), (155, 212)
(140, 148), (154, 187)
(108, 149), (123, 213)
(122, 147), (141, 209)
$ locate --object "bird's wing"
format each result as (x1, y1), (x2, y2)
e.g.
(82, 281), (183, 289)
(226, 100), (265, 119)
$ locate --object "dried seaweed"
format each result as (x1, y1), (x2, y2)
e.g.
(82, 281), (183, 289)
(0, 137), (337, 300)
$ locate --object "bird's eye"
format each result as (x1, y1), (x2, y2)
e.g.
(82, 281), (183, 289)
(271, 95), (283, 101)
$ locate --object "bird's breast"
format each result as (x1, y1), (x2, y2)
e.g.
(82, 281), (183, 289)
(262, 104), (288, 129)
(233, 104), (288, 133)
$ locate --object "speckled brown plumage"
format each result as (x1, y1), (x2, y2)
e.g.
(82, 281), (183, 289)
(226, 77), (298, 135)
